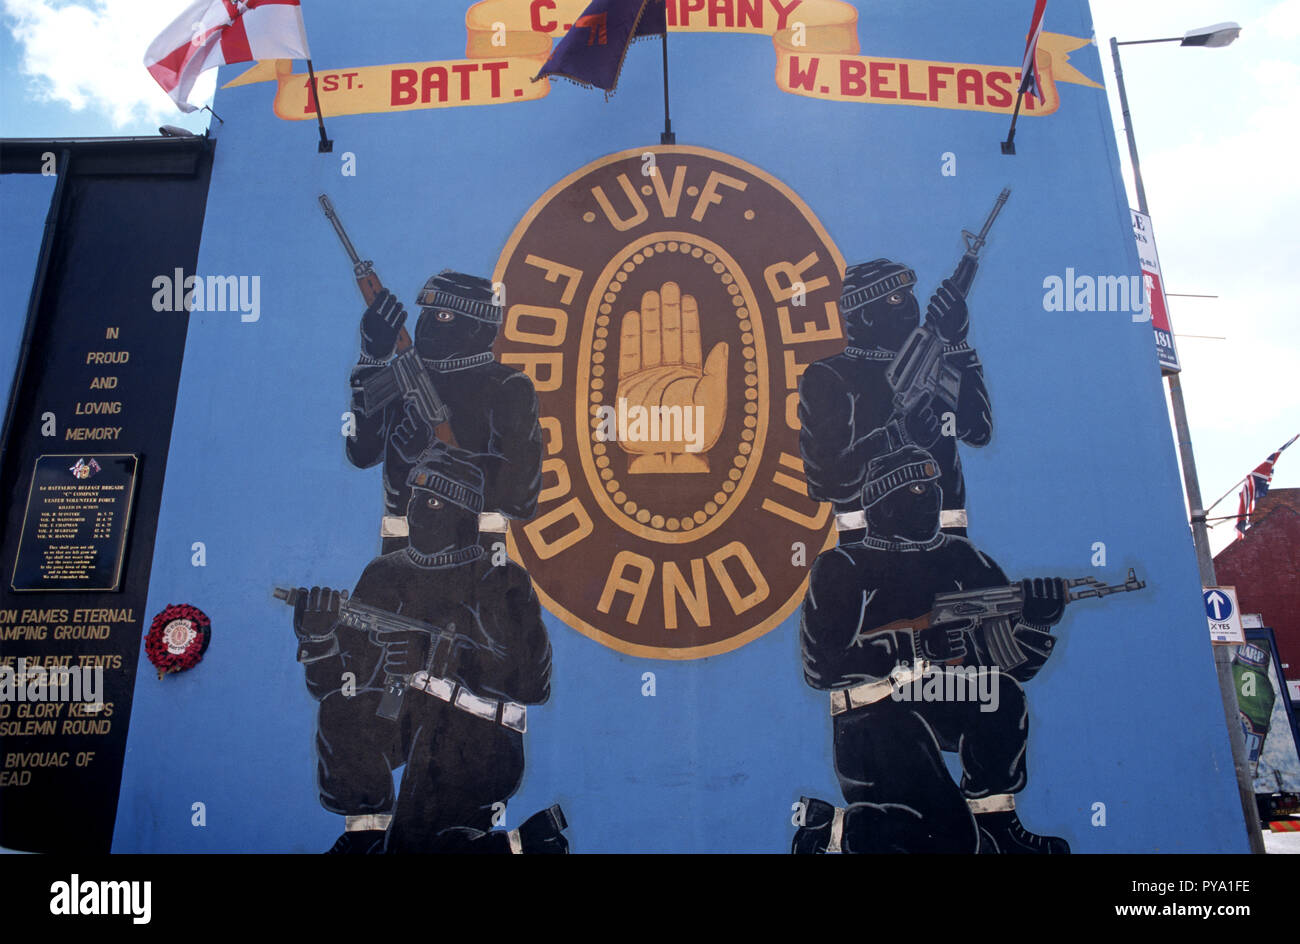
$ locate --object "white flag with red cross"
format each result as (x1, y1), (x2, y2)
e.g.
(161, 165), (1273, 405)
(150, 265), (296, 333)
(145, 0), (310, 113)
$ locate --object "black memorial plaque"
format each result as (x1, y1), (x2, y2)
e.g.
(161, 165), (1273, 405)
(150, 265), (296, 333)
(11, 454), (138, 592)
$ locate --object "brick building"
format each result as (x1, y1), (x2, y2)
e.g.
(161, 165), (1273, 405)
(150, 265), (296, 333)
(1215, 488), (1300, 694)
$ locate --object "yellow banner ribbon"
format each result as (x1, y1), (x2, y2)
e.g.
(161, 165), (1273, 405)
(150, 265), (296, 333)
(224, 0), (1099, 119)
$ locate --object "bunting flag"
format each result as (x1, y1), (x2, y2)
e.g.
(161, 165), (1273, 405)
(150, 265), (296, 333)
(1236, 435), (1299, 539)
(532, 0), (666, 93)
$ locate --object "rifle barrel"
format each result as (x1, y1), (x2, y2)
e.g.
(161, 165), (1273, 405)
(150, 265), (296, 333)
(319, 193), (363, 267)
(968, 188), (1011, 253)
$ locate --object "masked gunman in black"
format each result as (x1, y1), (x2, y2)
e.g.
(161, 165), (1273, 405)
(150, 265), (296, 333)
(799, 260), (991, 539)
(291, 451), (566, 853)
(347, 270), (542, 551)
(792, 444), (1069, 855)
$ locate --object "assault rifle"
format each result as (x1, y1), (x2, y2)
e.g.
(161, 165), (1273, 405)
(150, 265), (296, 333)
(885, 188), (1010, 433)
(872, 568), (1145, 675)
(274, 586), (478, 721)
(319, 194), (451, 432)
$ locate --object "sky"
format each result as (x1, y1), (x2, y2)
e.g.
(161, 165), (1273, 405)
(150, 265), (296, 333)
(0, 0), (1296, 559)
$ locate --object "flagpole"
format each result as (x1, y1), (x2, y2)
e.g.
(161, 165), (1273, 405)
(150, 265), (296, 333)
(1204, 473), (1253, 518)
(305, 59), (333, 153)
(660, 16), (675, 145)
(1204, 433), (1300, 515)
(1000, 89), (1025, 154)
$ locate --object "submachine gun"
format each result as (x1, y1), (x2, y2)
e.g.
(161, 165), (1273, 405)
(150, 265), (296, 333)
(319, 194), (451, 434)
(274, 586), (481, 721)
(885, 188), (1010, 441)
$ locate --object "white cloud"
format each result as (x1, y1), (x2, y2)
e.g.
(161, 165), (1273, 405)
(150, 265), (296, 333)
(3, 0), (215, 128)
(1256, 0), (1300, 39)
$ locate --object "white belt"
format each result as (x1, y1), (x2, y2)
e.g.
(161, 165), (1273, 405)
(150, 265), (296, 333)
(381, 512), (508, 537)
(834, 510), (867, 531)
(833, 509), (967, 532)
(829, 660), (931, 716)
(407, 670), (527, 732)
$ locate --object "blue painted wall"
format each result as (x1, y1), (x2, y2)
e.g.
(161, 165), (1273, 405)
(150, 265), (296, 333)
(113, 0), (1248, 852)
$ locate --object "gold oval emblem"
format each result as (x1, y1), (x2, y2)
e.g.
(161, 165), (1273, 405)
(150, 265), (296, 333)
(496, 146), (845, 659)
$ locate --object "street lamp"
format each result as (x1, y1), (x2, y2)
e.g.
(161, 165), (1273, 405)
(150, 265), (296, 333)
(1109, 23), (1265, 855)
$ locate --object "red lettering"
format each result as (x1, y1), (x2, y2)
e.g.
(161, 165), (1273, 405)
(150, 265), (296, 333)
(483, 61), (507, 99)
(928, 65), (954, 101)
(788, 55), (819, 91)
(681, 0), (705, 27)
(770, 0), (801, 31)
(738, 0), (762, 29)
(955, 67), (983, 106)
(322, 74), (340, 93)
(986, 70), (1013, 108)
(423, 66), (448, 104)
(709, 0), (733, 27)
(839, 59), (866, 96)
(897, 63), (927, 101)
(452, 62), (478, 100)
(868, 61), (896, 99)
(530, 0), (557, 32)
(391, 69), (417, 107)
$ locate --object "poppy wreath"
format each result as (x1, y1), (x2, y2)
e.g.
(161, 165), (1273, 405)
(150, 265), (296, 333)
(144, 604), (211, 680)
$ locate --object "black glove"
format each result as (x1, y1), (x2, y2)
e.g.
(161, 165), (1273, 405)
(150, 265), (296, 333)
(360, 290), (406, 361)
(391, 399), (435, 462)
(374, 629), (431, 678)
(902, 393), (941, 448)
(925, 278), (968, 344)
(293, 586), (341, 641)
(917, 619), (970, 662)
(1021, 577), (1067, 626)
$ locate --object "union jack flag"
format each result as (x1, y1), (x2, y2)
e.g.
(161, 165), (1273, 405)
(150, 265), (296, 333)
(1236, 434), (1299, 539)
(1018, 0), (1048, 104)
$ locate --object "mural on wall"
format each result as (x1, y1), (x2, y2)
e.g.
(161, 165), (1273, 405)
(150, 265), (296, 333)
(273, 224), (567, 852)
(22, 0), (1244, 856)
(790, 202), (1145, 853)
(798, 191), (1004, 541)
(493, 146), (844, 659)
(274, 456), (567, 853)
(1235, 630), (1300, 795)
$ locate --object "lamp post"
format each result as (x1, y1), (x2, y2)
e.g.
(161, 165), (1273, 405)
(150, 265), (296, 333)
(1110, 22), (1265, 854)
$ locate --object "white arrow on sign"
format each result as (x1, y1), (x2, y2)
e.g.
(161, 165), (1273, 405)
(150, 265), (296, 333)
(1206, 590), (1230, 620)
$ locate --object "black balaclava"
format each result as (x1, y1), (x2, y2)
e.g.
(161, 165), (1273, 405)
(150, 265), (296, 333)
(862, 444), (942, 544)
(404, 449), (485, 565)
(413, 270), (503, 366)
(839, 258), (920, 353)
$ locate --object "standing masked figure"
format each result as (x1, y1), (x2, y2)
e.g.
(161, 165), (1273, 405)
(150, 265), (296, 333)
(291, 451), (565, 853)
(799, 259), (991, 540)
(347, 270), (542, 551)
(793, 445), (1069, 854)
